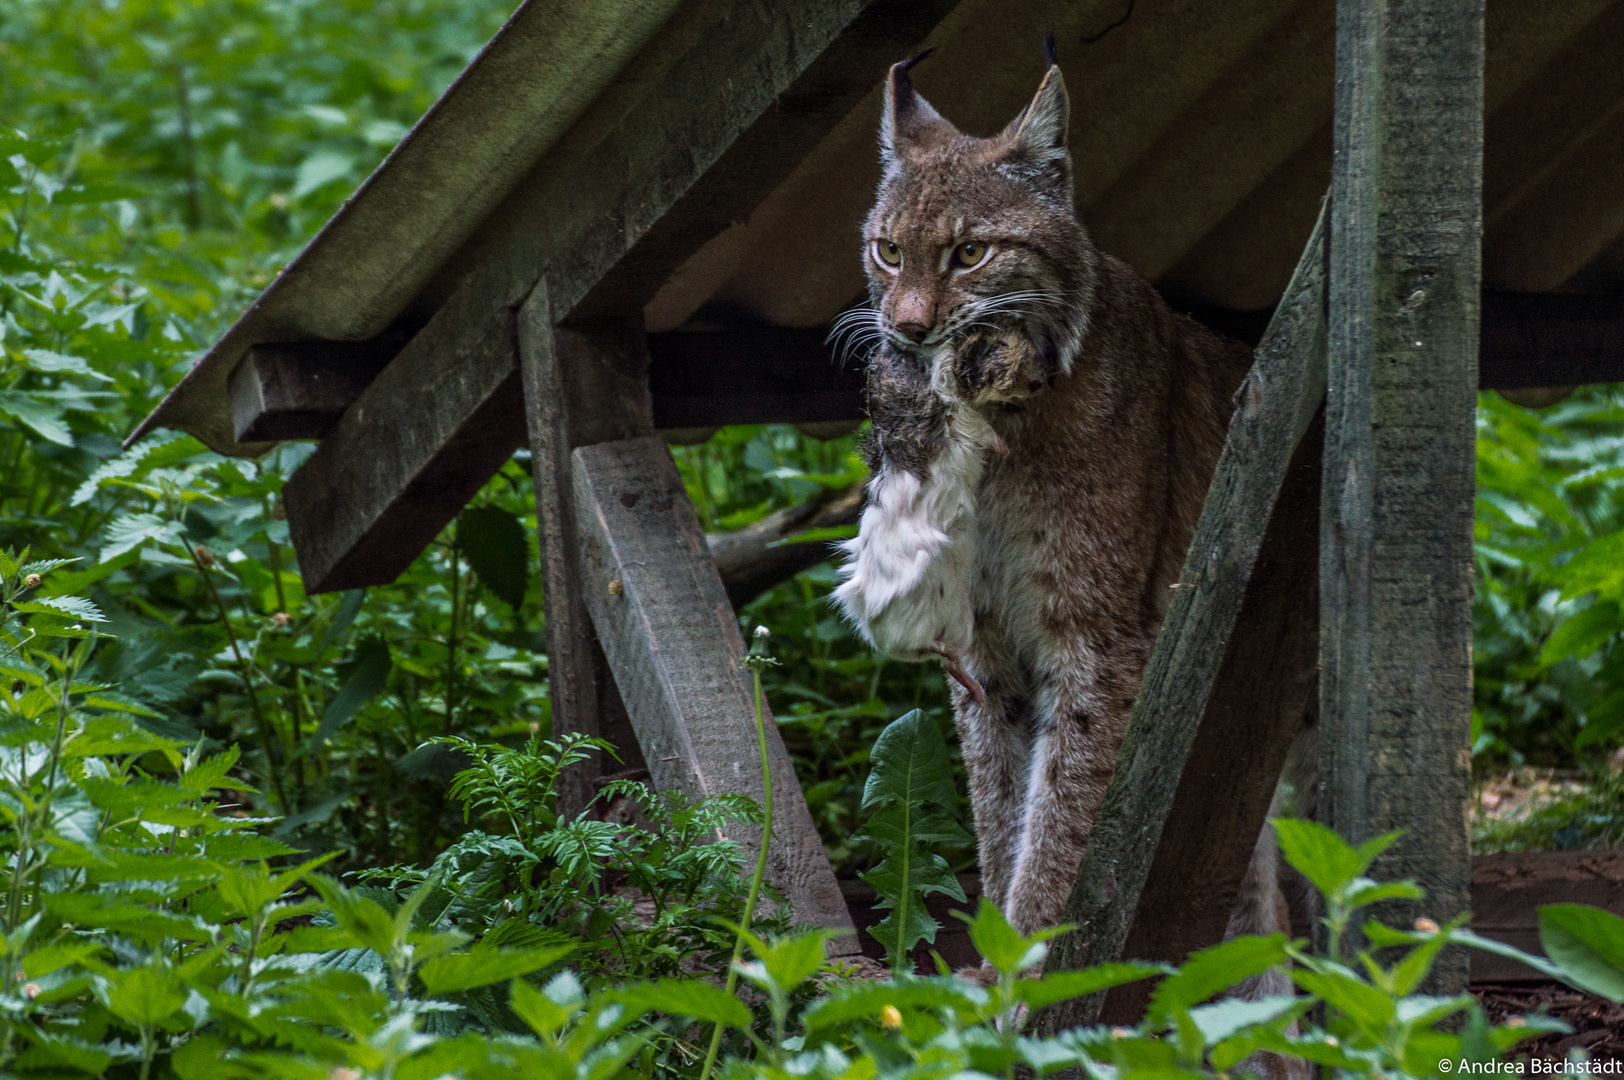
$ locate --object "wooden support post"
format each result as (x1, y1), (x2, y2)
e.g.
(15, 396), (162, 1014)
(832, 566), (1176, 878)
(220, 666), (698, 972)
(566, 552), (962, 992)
(570, 435), (858, 951)
(1037, 209), (1330, 1033)
(1321, 0), (1482, 989)
(519, 282), (653, 818)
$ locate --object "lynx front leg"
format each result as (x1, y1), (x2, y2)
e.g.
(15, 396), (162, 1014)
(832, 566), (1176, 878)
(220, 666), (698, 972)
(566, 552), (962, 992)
(952, 684), (1034, 914)
(1002, 703), (1123, 936)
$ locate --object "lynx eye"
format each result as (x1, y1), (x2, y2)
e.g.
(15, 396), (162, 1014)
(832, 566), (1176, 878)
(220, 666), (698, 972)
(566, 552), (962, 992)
(951, 240), (991, 270)
(873, 239), (902, 268)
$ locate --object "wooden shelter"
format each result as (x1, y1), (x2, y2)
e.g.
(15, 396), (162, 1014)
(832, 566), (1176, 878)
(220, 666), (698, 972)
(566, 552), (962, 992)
(131, 0), (1624, 1005)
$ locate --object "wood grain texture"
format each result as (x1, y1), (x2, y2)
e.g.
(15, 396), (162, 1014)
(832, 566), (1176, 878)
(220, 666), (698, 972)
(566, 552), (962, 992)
(1321, 0), (1482, 992)
(278, 0), (959, 594)
(1036, 208), (1330, 1033)
(571, 435), (857, 951)
(280, 283), (524, 594)
(228, 338), (401, 443)
(1102, 417), (1322, 1025)
(1470, 851), (1624, 983)
(519, 283), (653, 818)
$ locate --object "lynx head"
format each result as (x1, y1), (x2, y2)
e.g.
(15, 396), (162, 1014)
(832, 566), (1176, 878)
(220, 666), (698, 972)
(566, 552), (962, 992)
(850, 39), (1097, 401)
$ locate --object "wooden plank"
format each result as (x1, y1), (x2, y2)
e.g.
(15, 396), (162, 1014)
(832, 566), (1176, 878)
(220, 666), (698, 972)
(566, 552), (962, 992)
(571, 435), (857, 951)
(518, 283), (653, 818)
(280, 283), (525, 594)
(276, 0), (963, 592)
(1470, 851), (1624, 983)
(1320, 0), (1482, 990)
(254, 290), (1624, 450)
(228, 337), (402, 443)
(1101, 418), (1323, 1025)
(1036, 209), (1330, 1034)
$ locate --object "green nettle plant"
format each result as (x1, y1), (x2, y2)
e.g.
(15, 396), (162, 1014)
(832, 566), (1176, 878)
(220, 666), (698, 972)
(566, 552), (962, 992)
(4, 552), (1624, 1078)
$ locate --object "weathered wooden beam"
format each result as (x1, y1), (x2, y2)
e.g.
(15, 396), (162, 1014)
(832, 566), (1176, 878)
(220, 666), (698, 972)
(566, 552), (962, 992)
(228, 337), (402, 443)
(1101, 421), (1323, 1025)
(280, 285), (525, 594)
(519, 283), (653, 818)
(1320, 0), (1482, 992)
(1036, 208), (1330, 1034)
(279, 0), (962, 594)
(571, 434), (857, 950)
(255, 291), (1624, 448)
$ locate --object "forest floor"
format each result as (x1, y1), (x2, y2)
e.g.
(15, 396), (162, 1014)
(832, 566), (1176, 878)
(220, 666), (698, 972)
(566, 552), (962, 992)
(1477, 982), (1624, 1062)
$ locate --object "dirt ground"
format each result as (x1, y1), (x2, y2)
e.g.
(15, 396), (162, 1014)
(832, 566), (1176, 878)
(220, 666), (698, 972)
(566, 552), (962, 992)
(1476, 982), (1624, 1062)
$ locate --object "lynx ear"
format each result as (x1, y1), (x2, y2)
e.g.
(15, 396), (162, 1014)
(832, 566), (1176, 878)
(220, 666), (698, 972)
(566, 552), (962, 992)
(880, 50), (948, 163)
(1007, 61), (1069, 160)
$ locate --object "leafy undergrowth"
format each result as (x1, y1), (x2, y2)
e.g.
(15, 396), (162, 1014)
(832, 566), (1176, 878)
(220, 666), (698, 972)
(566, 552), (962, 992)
(6, 556), (1624, 1078)
(1473, 766), (1624, 854)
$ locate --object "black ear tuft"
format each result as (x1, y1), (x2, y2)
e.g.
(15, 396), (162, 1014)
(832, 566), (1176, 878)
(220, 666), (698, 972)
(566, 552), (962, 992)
(897, 48), (935, 81)
(1043, 33), (1058, 69)
(881, 48), (946, 163)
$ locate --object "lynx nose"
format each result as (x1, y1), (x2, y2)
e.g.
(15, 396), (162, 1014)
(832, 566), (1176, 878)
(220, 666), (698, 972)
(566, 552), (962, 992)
(894, 320), (932, 343)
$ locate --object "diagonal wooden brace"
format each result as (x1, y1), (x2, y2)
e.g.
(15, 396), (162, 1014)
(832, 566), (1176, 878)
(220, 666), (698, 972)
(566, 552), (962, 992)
(570, 435), (857, 950)
(1036, 205), (1331, 1032)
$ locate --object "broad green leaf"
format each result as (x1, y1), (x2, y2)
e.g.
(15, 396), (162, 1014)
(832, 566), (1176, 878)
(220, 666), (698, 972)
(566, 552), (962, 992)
(419, 941), (573, 995)
(609, 979), (751, 1027)
(0, 391), (73, 445)
(180, 745), (254, 796)
(1187, 994), (1302, 1046)
(1559, 531), (1624, 600)
(802, 977), (988, 1032)
(1273, 819), (1402, 897)
(15, 1033), (113, 1076)
(458, 504), (529, 610)
(1148, 935), (1287, 1027)
(861, 709), (960, 813)
(956, 900), (1068, 977)
(1343, 878), (1424, 908)
(292, 148), (355, 198)
(20, 348), (111, 380)
(309, 875), (399, 957)
(106, 965), (187, 1026)
(1292, 967), (1395, 1030)
(11, 596), (105, 623)
(1014, 961), (1168, 1009)
(739, 927), (839, 993)
(858, 709), (971, 967)
(510, 971), (585, 1038)
(38, 550), (137, 596)
(20, 941), (101, 979)
(304, 634), (391, 754)
(1539, 599), (1622, 666)
(99, 512), (183, 561)
(1538, 903), (1624, 1002)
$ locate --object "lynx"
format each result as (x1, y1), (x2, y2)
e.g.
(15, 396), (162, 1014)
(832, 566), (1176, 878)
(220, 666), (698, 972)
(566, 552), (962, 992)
(833, 42), (1293, 963)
